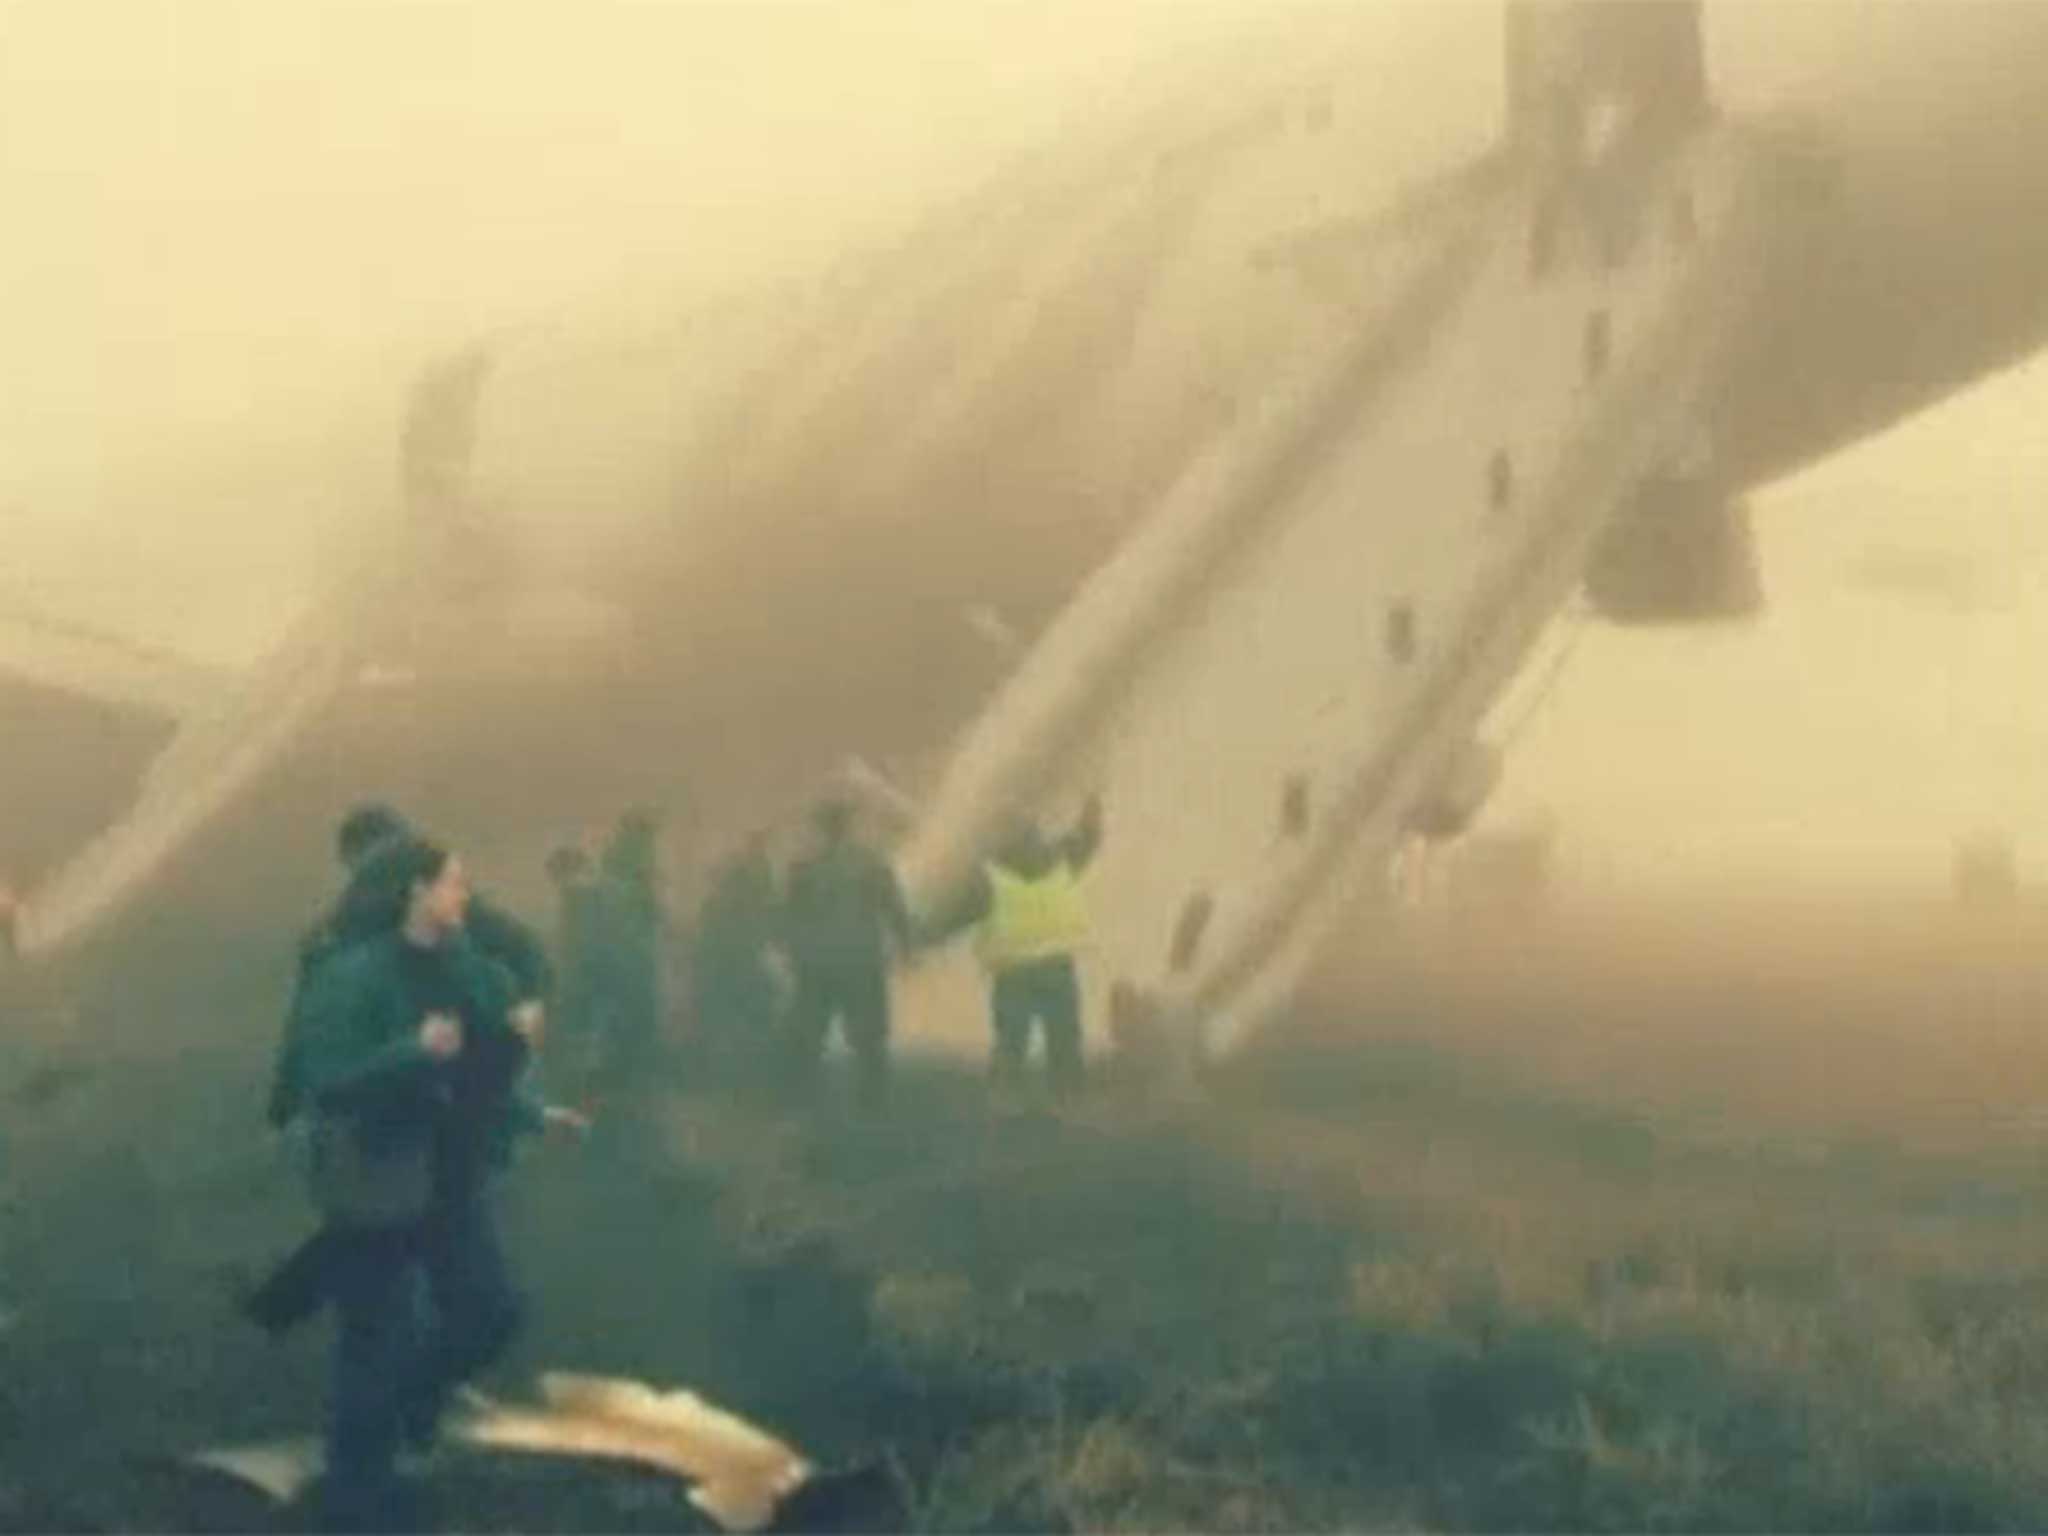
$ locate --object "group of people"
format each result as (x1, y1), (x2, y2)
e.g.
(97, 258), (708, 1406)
(682, 792), (1105, 1109)
(257, 789), (1106, 1527)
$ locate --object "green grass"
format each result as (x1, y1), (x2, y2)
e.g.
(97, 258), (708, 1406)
(13, 893), (2048, 1531)
(663, 897), (2048, 1531)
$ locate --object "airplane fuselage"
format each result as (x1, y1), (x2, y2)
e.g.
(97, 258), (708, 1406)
(17, 2), (2048, 1036)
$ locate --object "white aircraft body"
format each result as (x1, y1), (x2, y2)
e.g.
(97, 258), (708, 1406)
(7, 2), (2048, 1059)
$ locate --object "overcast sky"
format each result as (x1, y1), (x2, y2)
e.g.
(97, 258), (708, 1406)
(0, 1), (1315, 514)
(0, 0), (1482, 651)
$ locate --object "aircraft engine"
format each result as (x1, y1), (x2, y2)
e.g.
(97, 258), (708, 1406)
(1583, 472), (1763, 624)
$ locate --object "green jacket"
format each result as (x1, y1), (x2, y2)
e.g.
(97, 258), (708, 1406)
(270, 891), (549, 1129)
(295, 930), (523, 1180)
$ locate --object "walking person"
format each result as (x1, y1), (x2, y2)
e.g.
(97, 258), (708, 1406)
(290, 834), (525, 1530)
(248, 803), (549, 1339)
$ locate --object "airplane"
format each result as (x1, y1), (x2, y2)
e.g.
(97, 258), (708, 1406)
(7, 0), (2048, 1064)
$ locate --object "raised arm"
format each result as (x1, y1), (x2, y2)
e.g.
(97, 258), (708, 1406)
(1058, 795), (1105, 872)
(919, 867), (995, 949)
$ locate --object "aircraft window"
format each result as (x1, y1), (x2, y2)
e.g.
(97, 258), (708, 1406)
(1169, 891), (1215, 973)
(1386, 603), (1417, 664)
(1488, 449), (1514, 513)
(1280, 776), (1311, 839)
(1584, 311), (1611, 381)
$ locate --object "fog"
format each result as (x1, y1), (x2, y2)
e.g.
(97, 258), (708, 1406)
(1492, 349), (2048, 896)
(13, 8), (2048, 1528)
(5, 0), (2048, 891)
(0, 0), (1397, 657)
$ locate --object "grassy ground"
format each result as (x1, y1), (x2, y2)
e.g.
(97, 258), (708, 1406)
(679, 894), (2048, 1533)
(7, 893), (2048, 1530)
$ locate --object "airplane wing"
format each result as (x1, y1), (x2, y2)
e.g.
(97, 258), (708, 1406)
(11, 537), (421, 960)
(0, 600), (231, 722)
(0, 600), (239, 894)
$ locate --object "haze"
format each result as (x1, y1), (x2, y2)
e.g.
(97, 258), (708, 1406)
(1492, 349), (2048, 898)
(4, 0), (2045, 894)
(10, 12), (2048, 1523)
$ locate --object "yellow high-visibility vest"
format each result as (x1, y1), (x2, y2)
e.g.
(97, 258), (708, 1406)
(978, 861), (1088, 970)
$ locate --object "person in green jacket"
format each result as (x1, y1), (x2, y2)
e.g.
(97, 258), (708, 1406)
(249, 802), (552, 1340)
(291, 833), (522, 1529)
(268, 802), (552, 1133)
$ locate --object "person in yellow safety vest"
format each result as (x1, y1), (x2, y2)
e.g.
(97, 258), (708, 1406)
(930, 796), (1103, 1097)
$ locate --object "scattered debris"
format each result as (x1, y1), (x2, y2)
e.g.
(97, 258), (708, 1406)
(189, 1437), (325, 1505)
(190, 1374), (836, 1532)
(456, 1374), (812, 1532)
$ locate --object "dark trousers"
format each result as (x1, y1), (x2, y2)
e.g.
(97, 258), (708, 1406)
(788, 959), (890, 1107)
(408, 1174), (523, 1439)
(250, 1180), (522, 1351)
(323, 1224), (422, 1532)
(989, 956), (1083, 1095)
(312, 1184), (522, 1529)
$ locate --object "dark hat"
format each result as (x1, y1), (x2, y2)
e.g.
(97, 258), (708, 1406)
(336, 802), (413, 866)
